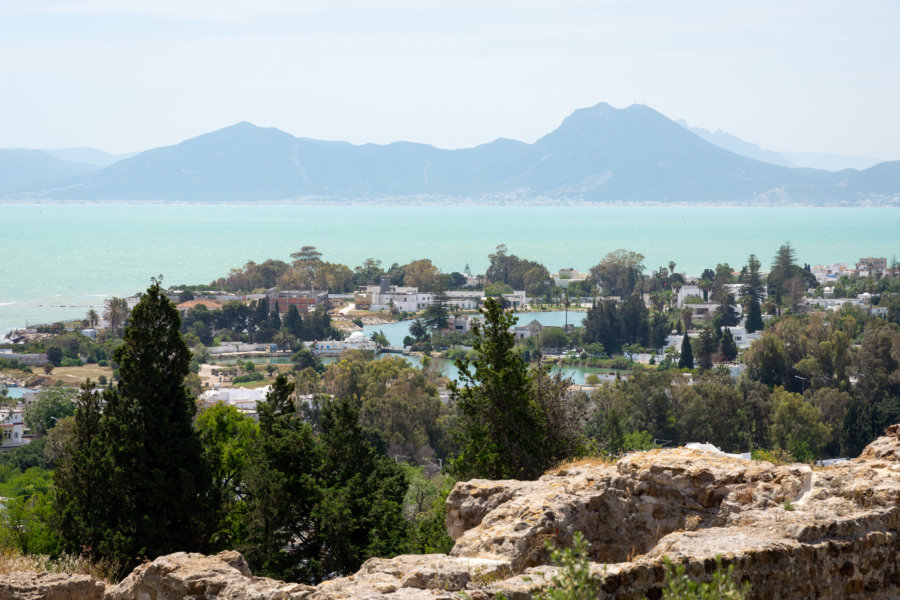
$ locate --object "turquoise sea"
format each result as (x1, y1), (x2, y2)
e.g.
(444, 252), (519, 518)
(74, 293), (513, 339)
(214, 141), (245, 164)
(2, 203), (899, 335)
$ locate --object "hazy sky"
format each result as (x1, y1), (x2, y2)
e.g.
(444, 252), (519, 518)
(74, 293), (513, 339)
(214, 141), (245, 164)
(2, 1), (898, 158)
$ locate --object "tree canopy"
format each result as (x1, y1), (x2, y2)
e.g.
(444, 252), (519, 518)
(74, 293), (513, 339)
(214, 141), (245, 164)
(54, 280), (214, 575)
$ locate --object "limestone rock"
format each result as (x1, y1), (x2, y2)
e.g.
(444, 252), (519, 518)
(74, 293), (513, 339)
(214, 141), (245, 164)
(0, 571), (105, 600)
(104, 550), (314, 600)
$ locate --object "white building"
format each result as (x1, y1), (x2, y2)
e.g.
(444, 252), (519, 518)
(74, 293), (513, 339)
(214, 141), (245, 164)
(0, 409), (27, 448)
(811, 263), (850, 285)
(360, 284), (524, 313)
(199, 385), (272, 419)
(677, 285), (703, 307)
(726, 326), (761, 350)
(552, 268), (589, 289)
(513, 320), (543, 340)
(315, 331), (379, 355)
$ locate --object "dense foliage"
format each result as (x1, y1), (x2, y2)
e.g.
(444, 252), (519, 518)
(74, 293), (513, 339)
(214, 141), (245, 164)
(53, 281), (214, 576)
(450, 298), (586, 480)
(4, 242), (900, 588)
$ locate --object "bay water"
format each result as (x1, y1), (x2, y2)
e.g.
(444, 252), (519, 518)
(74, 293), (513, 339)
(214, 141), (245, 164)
(2, 203), (899, 335)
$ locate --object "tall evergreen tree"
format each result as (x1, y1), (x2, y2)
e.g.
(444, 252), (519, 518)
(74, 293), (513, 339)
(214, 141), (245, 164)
(696, 327), (717, 371)
(283, 305), (304, 339)
(678, 332), (694, 369)
(583, 299), (622, 354)
(422, 278), (449, 331)
(720, 329), (738, 362)
(450, 298), (583, 480)
(714, 292), (740, 327)
(243, 376), (409, 583)
(745, 294), (764, 333)
(741, 254), (765, 301)
(55, 280), (213, 575)
(243, 376), (322, 581)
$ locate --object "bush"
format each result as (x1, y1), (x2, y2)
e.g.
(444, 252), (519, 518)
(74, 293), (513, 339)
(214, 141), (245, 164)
(534, 531), (602, 600)
(751, 448), (797, 465)
(60, 358), (83, 368)
(660, 555), (750, 600)
(233, 372), (265, 384)
(98, 360), (109, 367)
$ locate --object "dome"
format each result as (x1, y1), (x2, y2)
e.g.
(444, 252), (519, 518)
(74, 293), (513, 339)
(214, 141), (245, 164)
(348, 331), (367, 342)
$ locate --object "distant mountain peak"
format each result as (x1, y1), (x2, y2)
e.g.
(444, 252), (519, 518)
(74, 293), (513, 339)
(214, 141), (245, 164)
(3, 101), (898, 205)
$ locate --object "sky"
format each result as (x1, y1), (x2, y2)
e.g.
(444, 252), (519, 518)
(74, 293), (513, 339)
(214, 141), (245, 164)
(1, 0), (898, 159)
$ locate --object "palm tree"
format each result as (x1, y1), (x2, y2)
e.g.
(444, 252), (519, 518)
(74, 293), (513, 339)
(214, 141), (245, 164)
(409, 319), (427, 341)
(86, 308), (99, 328)
(103, 297), (130, 337)
(275, 327), (295, 352)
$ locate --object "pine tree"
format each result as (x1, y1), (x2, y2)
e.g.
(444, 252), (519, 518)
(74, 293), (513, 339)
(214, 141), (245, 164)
(422, 278), (449, 331)
(55, 280), (213, 575)
(678, 332), (694, 369)
(741, 254), (765, 301)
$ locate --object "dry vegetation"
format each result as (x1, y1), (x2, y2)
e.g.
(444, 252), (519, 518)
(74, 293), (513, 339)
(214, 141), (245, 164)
(46, 364), (114, 387)
(0, 548), (120, 583)
(548, 454), (618, 474)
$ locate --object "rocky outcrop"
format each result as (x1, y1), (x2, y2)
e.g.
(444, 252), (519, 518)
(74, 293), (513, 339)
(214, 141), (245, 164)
(105, 551), (314, 600)
(0, 571), (105, 600)
(7, 427), (900, 599)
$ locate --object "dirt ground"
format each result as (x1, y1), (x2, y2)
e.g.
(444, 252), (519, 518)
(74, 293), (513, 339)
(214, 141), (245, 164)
(46, 364), (114, 387)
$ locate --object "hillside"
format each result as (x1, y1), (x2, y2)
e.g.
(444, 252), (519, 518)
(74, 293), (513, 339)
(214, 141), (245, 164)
(0, 149), (99, 193)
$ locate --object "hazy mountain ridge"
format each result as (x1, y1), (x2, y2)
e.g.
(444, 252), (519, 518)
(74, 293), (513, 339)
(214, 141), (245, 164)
(4, 103), (900, 205)
(677, 119), (886, 171)
(0, 149), (100, 192)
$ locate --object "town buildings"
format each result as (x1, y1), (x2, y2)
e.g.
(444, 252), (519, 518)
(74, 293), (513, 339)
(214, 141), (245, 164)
(266, 289), (329, 316)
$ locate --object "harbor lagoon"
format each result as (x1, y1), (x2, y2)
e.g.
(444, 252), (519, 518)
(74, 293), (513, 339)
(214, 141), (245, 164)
(2, 203), (899, 334)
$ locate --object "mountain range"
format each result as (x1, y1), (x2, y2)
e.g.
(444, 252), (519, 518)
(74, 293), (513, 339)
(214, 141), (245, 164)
(677, 121), (885, 171)
(3, 103), (899, 205)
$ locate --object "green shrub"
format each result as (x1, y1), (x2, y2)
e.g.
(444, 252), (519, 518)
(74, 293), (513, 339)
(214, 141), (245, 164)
(534, 531), (602, 600)
(660, 555), (750, 600)
(751, 448), (796, 465)
(233, 372), (265, 384)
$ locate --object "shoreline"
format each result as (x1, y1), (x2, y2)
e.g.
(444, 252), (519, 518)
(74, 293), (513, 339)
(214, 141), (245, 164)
(2, 198), (900, 207)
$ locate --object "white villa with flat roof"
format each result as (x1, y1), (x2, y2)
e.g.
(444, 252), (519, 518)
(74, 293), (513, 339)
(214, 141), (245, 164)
(0, 409), (27, 449)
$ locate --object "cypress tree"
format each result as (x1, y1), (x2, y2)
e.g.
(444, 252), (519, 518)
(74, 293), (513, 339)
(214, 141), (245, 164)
(745, 295), (764, 333)
(696, 327), (716, 371)
(720, 329), (738, 362)
(55, 280), (213, 575)
(284, 305), (304, 338)
(678, 331), (694, 369)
